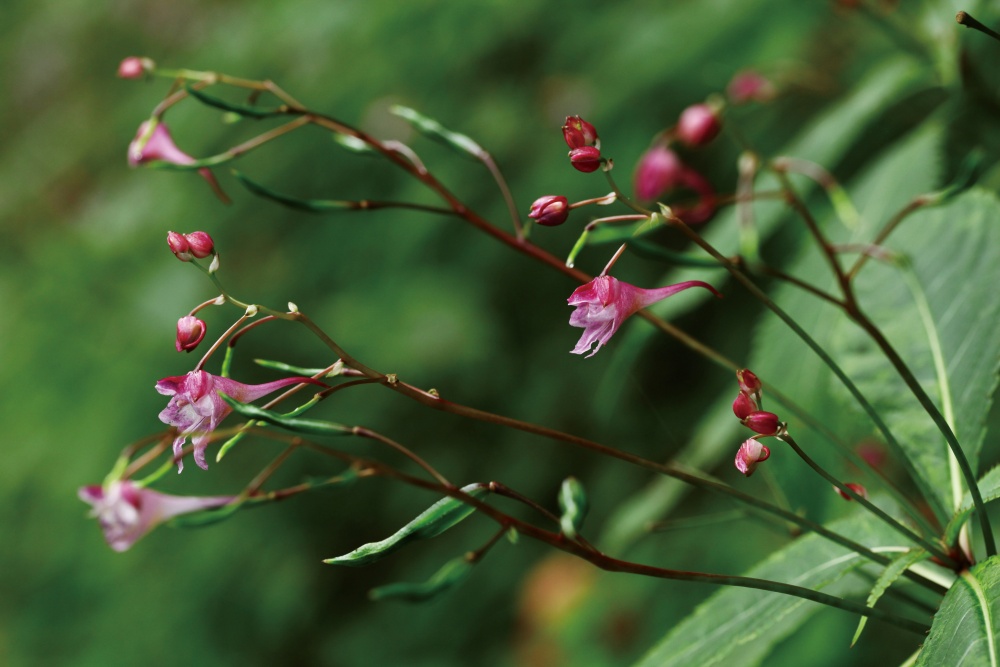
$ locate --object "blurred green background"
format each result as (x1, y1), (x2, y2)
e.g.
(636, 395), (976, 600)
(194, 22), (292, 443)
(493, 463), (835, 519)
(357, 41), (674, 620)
(2, 0), (995, 665)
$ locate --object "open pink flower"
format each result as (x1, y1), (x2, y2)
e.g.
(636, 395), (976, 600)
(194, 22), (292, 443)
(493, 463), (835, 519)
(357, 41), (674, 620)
(568, 275), (720, 357)
(156, 370), (318, 471)
(78, 480), (233, 552)
(735, 439), (770, 477)
(128, 120), (229, 202)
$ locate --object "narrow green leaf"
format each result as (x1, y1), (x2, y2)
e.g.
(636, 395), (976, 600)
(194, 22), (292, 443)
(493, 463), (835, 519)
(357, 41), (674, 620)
(558, 477), (588, 539)
(946, 467), (1000, 545)
(184, 84), (284, 118)
(324, 483), (488, 566)
(851, 548), (929, 646)
(233, 171), (357, 212)
(390, 105), (485, 159)
(332, 133), (376, 155)
(368, 555), (475, 603)
(915, 555), (1000, 666)
(253, 358), (341, 377)
(222, 395), (352, 436)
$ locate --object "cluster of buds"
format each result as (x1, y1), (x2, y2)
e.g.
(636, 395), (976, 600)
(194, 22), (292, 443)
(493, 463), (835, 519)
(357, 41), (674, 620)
(563, 115), (603, 173)
(731, 369), (785, 476)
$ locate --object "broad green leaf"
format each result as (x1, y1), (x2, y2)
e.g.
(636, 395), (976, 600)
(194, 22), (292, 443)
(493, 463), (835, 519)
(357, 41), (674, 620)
(851, 548), (929, 646)
(915, 555), (1000, 667)
(946, 467), (1000, 545)
(831, 188), (1000, 513)
(368, 555), (475, 603)
(632, 512), (919, 667)
(324, 483), (488, 566)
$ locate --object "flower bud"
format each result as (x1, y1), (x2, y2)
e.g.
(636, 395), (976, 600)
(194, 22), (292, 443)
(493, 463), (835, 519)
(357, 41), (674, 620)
(117, 57), (154, 79)
(735, 439), (770, 477)
(727, 70), (776, 105)
(676, 103), (722, 147)
(634, 145), (683, 201)
(833, 482), (868, 501)
(742, 411), (781, 436)
(562, 115), (599, 149)
(736, 368), (762, 395)
(528, 195), (570, 227)
(185, 231), (215, 258)
(175, 316), (207, 353)
(568, 146), (602, 173)
(167, 231), (192, 261)
(732, 391), (757, 420)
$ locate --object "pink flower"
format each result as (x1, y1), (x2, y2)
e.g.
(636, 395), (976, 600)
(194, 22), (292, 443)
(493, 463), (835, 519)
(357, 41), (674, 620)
(156, 370), (319, 471)
(175, 316), (207, 352)
(117, 57), (153, 79)
(568, 275), (720, 357)
(128, 120), (229, 202)
(78, 480), (232, 552)
(735, 439), (770, 477)
(528, 195), (570, 227)
(634, 145), (684, 201)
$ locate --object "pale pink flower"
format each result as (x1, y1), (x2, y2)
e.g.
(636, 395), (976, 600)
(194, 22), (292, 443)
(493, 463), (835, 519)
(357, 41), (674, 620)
(156, 370), (318, 471)
(78, 480), (232, 552)
(568, 275), (720, 357)
(735, 439), (771, 477)
(128, 121), (229, 202)
(175, 316), (207, 353)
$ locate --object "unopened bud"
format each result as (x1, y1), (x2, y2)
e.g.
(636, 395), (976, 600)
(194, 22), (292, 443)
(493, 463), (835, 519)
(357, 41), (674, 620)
(167, 231), (192, 261)
(833, 482), (868, 501)
(742, 411), (781, 436)
(736, 368), (762, 395)
(634, 145), (683, 201)
(184, 231), (215, 258)
(562, 115), (599, 149)
(732, 392), (757, 420)
(175, 316), (207, 352)
(735, 439), (770, 477)
(528, 195), (570, 227)
(676, 103), (722, 147)
(727, 70), (776, 105)
(117, 57), (155, 79)
(568, 146), (602, 173)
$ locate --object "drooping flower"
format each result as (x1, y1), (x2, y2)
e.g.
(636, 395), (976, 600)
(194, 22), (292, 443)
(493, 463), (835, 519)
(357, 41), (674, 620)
(78, 480), (233, 552)
(175, 316), (207, 353)
(568, 275), (720, 357)
(528, 195), (570, 227)
(128, 120), (229, 202)
(735, 438), (770, 477)
(156, 370), (319, 471)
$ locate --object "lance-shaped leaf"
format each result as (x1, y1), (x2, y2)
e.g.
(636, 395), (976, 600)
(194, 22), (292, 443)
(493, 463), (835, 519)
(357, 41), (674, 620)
(558, 477), (589, 539)
(222, 395), (352, 437)
(390, 105), (485, 159)
(915, 555), (1000, 666)
(233, 171), (359, 212)
(851, 548), (929, 646)
(184, 84), (285, 118)
(368, 555), (476, 603)
(325, 483), (489, 566)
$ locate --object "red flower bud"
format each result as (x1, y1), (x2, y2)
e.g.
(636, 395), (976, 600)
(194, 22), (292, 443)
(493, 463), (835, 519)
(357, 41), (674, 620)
(175, 316), (207, 353)
(676, 103), (722, 147)
(562, 115), (599, 149)
(742, 411), (780, 436)
(528, 195), (570, 227)
(185, 231), (215, 259)
(569, 146), (602, 173)
(833, 482), (868, 501)
(117, 57), (154, 79)
(167, 231), (192, 261)
(736, 368), (762, 395)
(633, 145), (683, 201)
(735, 439), (770, 477)
(732, 392), (757, 420)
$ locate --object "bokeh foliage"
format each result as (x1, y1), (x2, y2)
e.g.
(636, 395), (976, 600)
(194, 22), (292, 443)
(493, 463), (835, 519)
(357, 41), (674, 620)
(4, 1), (1000, 665)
